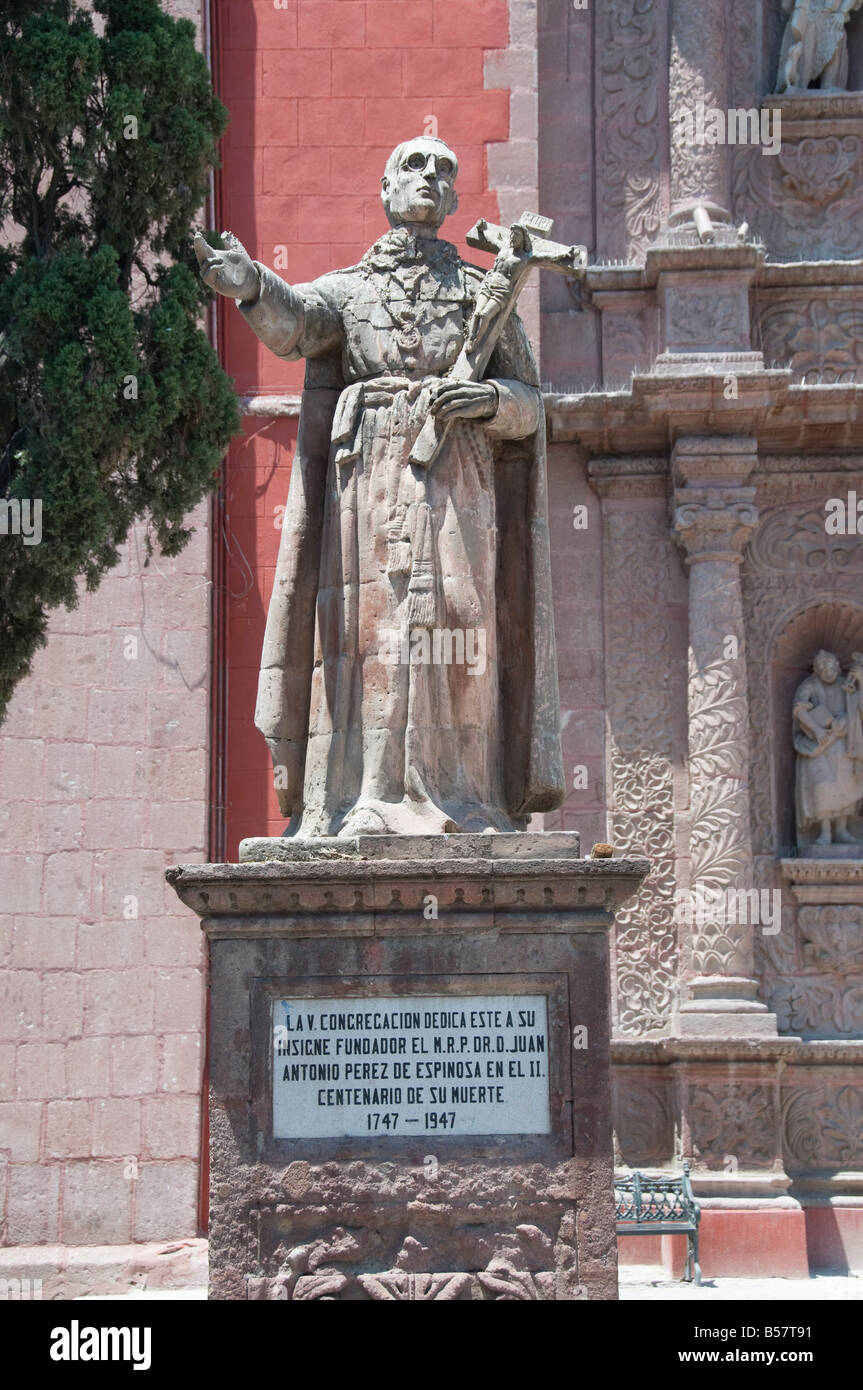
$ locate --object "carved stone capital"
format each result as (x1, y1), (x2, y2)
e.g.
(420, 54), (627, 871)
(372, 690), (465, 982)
(673, 487), (758, 564)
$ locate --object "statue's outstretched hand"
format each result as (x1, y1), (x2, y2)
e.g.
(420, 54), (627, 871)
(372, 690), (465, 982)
(194, 230), (261, 302)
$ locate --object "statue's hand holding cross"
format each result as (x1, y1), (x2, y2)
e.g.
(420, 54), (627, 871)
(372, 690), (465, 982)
(411, 212), (587, 467)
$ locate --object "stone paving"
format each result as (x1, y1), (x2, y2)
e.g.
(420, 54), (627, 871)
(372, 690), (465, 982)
(620, 1268), (863, 1300)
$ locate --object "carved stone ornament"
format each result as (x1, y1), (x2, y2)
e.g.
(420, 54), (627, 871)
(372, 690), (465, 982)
(733, 135), (863, 260)
(758, 296), (863, 384)
(668, 0), (730, 221)
(690, 1085), (776, 1168)
(674, 483), (769, 1010)
(783, 1085), (863, 1170)
(596, 0), (662, 260)
(799, 905), (863, 971)
(674, 490), (759, 562)
(245, 1219), (585, 1301)
(603, 513), (678, 1036)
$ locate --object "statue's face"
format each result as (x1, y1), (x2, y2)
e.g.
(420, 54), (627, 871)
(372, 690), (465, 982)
(381, 139), (458, 228)
(814, 651), (840, 683)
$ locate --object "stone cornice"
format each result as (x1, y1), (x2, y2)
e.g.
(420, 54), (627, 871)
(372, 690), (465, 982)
(759, 260), (863, 288)
(761, 89), (863, 129)
(587, 454), (668, 499)
(611, 1037), (863, 1063)
(585, 241), (764, 299)
(780, 858), (863, 883)
(166, 852), (650, 937)
(546, 377), (863, 456)
(780, 857), (863, 905)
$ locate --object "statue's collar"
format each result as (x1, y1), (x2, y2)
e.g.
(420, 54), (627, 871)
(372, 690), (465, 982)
(362, 227), (460, 276)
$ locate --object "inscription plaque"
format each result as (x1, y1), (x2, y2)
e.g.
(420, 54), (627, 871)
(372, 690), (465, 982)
(272, 994), (551, 1139)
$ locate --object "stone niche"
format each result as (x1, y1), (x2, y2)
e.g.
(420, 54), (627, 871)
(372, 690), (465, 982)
(728, 0), (863, 262)
(769, 601), (863, 857)
(758, 598), (863, 1039)
(742, 492), (863, 1039)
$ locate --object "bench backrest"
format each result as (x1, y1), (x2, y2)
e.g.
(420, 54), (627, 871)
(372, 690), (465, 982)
(614, 1161), (700, 1226)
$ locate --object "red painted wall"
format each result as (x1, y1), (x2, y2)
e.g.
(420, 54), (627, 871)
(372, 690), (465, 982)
(213, 0), (512, 857)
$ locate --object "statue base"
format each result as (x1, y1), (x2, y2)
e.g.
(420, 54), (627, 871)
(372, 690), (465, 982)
(166, 835), (648, 1301)
(796, 844), (863, 861)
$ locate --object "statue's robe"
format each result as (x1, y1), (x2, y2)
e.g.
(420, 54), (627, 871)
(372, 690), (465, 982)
(793, 673), (863, 828)
(240, 226), (564, 836)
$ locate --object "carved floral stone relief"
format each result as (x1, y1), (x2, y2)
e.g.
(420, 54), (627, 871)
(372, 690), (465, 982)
(605, 513), (677, 1036)
(733, 135), (863, 259)
(596, 0), (663, 261)
(668, 0), (728, 214)
(758, 297), (863, 383)
(783, 1085), (863, 1170)
(690, 1085), (777, 1168)
(246, 1216), (584, 1301)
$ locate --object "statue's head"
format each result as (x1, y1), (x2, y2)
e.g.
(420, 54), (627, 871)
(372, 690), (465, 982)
(381, 137), (459, 231)
(813, 650), (841, 683)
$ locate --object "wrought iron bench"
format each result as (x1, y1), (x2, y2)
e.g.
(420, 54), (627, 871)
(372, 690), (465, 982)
(614, 1161), (702, 1284)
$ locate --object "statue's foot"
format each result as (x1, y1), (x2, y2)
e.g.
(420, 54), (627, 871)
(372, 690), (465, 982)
(814, 831), (832, 847)
(338, 796), (457, 837)
(834, 828), (862, 845)
(337, 804), (389, 836)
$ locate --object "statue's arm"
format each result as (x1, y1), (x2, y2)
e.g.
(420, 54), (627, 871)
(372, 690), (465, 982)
(793, 685), (834, 750)
(239, 265), (343, 361)
(794, 702), (822, 746)
(483, 379), (542, 440)
(194, 230), (344, 360)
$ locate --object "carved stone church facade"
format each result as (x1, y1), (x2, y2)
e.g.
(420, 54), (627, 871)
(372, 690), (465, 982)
(541, 0), (863, 1274)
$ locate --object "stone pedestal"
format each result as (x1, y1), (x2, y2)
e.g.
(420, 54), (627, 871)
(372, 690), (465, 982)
(166, 833), (647, 1301)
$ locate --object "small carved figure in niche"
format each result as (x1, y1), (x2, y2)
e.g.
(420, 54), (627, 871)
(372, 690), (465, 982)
(793, 649), (863, 848)
(777, 0), (863, 95)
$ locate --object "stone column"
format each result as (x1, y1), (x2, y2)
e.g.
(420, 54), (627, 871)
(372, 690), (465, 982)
(672, 438), (776, 1035)
(668, 0), (731, 227)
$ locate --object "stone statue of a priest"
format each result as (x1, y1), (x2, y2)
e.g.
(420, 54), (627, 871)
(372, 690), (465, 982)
(196, 136), (563, 837)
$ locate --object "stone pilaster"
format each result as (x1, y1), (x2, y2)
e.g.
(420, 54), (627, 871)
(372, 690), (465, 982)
(668, 0), (731, 227)
(672, 438), (776, 1036)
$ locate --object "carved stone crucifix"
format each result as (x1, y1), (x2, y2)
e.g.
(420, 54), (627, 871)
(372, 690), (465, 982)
(409, 212), (588, 467)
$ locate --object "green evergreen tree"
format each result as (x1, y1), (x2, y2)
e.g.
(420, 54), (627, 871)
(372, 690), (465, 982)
(0, 0), (239, 719)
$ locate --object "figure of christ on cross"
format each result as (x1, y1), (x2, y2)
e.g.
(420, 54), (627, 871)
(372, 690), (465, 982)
(196, 137), (585, 838)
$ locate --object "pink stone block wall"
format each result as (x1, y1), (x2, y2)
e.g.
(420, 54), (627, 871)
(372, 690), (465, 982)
(0, 510), (210, 1247)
